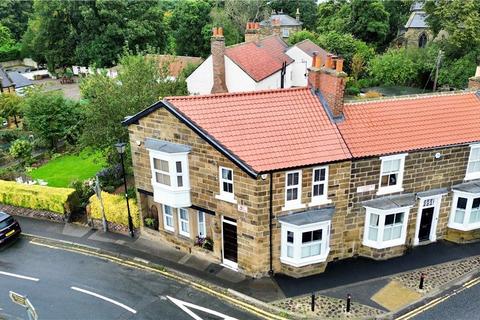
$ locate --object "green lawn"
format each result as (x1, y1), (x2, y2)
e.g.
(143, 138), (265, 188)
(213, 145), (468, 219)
(30, 150), (106, 187)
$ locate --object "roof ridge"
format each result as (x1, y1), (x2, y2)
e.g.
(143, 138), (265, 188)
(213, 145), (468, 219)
(225, 34), (280, 50)
(166, 87), (309, 101)
(345, 90), (473, 106)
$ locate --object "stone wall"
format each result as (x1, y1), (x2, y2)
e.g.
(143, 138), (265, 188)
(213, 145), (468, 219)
(350, 145), (470, 259)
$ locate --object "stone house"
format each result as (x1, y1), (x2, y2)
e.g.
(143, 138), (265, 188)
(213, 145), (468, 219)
(0, 67), (16, 94)
(259, 10), (303, 39)
(125, 53), (480, 278)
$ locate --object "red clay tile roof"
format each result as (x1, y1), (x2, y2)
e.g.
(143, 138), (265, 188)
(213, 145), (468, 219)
(148, 54), (203, 78)
(338, 92), (480, 158)
(294, 39), (331, 64)
(225, 36), (294, 82)
(166, 87), (350, 172)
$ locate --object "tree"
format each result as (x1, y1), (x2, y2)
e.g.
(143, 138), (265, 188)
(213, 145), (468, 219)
(80, 52), (188, 163)
(348, 0), (389, 47)
(317, 31), (375, 74)
(170, 0), (212, 57)
(0, 0), (33, 41)
(287, 29), (317, 45)
(23, 90), (83, 149)
(269, 0), (318, 30)
(425, 0), (480, 58)
(368, 48), (418, 86)
(382, 0), (413, 48)
(316, 0), (350, 34)
(0, 23), (14, 47)
(0, 93), (23, 128)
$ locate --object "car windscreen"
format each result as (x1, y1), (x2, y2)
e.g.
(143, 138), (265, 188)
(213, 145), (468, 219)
(0, 217), (14, 229)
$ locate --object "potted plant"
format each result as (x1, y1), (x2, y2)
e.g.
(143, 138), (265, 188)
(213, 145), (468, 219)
(144, 217), (155, 229)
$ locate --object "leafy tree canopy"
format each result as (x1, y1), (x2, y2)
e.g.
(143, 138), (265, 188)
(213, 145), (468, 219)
(269, 0), (318, 30)
(0, 0), (33, 41)
(348, 0), (389, 47)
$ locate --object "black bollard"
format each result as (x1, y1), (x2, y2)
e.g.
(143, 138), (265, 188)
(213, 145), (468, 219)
(311, 293), (315, 312)
(419, 272), (425, 289)
(346, 293), (351, 313)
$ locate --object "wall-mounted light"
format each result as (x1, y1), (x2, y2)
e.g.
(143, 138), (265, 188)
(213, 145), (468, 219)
(434, 152), (442, 159)
(136, 140), (142, 146)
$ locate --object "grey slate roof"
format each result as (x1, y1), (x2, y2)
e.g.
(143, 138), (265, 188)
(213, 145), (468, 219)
(452, 180), (480, 194)
(7, 71), (33, 89)
(417, 188), (449, 198)
(363, 193), (415, 210)
(405, 11), (428, 29)
(260, 14), (302, 27)
(0, 67), (13, 88)
(145, 138), (191, 153)
(278, 207), (334, 226)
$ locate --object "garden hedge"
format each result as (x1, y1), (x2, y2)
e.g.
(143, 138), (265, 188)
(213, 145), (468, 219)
(88, 192), (140, 228)
(0, 180), (78, 214)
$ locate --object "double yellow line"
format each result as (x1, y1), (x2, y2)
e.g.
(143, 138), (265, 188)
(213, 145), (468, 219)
(28, 238), (287, 320)
(396, 276), (480, 320)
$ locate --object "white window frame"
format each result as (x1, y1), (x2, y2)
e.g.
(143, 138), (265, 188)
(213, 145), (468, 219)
(178, 208), (190, 237)
(448, 190), (480, 231)
(282, 28), (290, 37)
(163, 204), (175, 232)
(377, 153), (407, 195)
(280, 221), (331, 267)
(148, 150), (190, 191)
(215, 166), (237, 204)
(198, 211), (206, 238)
(309, 166), (332, 206)
(465, 144), (480, 181)
(282, 170), (305, 211)
(363, 206), (411, 249)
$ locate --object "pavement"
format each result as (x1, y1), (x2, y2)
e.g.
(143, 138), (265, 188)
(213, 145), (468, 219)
(11, 215), (480, 318)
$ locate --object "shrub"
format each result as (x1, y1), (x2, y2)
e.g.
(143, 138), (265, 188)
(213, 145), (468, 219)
(9, 139), (33, 165)
(97, 165), (123, 192)
(0, 129), (26, 143)
(70, 179), (95, 208)
(88, 192), (140, 228)
(0, 180), (77, 214)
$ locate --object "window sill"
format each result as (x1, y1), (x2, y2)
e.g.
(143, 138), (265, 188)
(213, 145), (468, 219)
(215, 194), (237, 204)
(281, 203), (306, 212)
(163, 227), (175, 234)
(362, 238), (405, 250)
(308, 198), (332, 207)
(280, 250), (330, 267)
(447, 223), (480, 232)
(376, 187), (404, 196)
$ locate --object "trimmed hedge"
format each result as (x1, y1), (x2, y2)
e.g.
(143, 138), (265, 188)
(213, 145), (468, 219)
(0, 180), (77, 214)
(88, 192), (140, 228)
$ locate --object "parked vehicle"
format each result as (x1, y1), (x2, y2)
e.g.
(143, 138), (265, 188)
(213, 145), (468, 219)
(0, 212), (21, 245)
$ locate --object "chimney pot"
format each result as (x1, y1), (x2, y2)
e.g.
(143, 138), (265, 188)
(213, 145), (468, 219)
(311, 51), (318, 68)
(325, 55), (333, 69)
(255, 22), (260, 29)
(218, 27), (224, 36)
(335, 59), (344, 73)
(212, 27), (217, 37)
(315, 55), (322, 68)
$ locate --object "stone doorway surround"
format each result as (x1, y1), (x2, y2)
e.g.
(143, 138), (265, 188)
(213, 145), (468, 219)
(414, 190), (447, 246)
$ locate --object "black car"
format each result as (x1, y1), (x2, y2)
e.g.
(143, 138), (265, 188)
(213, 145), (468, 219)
(0, 212), (21, 245)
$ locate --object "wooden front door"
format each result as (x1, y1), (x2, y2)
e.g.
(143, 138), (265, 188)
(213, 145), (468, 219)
(419, 207), (434, 242)
(222, 217), (238, 269)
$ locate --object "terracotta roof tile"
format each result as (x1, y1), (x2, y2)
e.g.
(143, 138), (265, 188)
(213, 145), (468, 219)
(225, 36), (293, 82)
(338, 92), (480, 157)
(148, 54), (203, 78)
(166, 87), (350, 172)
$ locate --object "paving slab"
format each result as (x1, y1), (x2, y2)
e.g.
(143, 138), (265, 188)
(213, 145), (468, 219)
(62, 223), (91, 238)
(371, 280), (421, 311)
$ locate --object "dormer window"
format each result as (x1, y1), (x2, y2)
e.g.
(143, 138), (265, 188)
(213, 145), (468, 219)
(146, 138), (191, 208)
(377, 154), (407, 195)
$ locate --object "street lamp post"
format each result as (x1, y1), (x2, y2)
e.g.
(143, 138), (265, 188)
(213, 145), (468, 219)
(115, 142), (134, 238)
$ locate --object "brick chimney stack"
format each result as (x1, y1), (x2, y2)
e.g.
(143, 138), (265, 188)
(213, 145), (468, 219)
(245, 22), (261, 43)
(211, 27), (227, 94)
(468, 66), (480, 90)
(271, 17), (281, 37)
(308, 53), (347, 119)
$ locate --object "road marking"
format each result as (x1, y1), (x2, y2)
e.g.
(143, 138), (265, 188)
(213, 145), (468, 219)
(0, 271), (39, 282)
(70, 286), (137, 314)
(463, 277), (480, 289)
(167, 296), (238, 320)
(29, 238), (286, 320)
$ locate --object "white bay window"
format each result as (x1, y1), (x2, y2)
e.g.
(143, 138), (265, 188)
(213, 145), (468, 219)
(280, 221), (331, 267)
(163, 204), (174, 232)
(178, 208), (190, 237)
(146, 138), (191, 208)
(363, 207), (410, 249)
(449, 191), (480, 231)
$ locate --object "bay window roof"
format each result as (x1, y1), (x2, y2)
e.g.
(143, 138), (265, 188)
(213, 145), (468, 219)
(145, 138), (191, 154)
(452, 181), (480, 194)
(363, 193), (415, 210)
(279, 207), (334, 226)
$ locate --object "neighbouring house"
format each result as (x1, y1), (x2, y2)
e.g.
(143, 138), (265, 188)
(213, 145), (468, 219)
(259, 9), (303, 39)
(124, 54), (480, 278)
(0, 67), (16, 94)
(187, 27), (329, 94)
(148, 55), (204, 81)
(394, 1), (448, 48)
(6, 71), (34, 95)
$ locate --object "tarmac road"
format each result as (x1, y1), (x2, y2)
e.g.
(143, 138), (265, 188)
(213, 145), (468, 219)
(0, 236), (261, 320)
